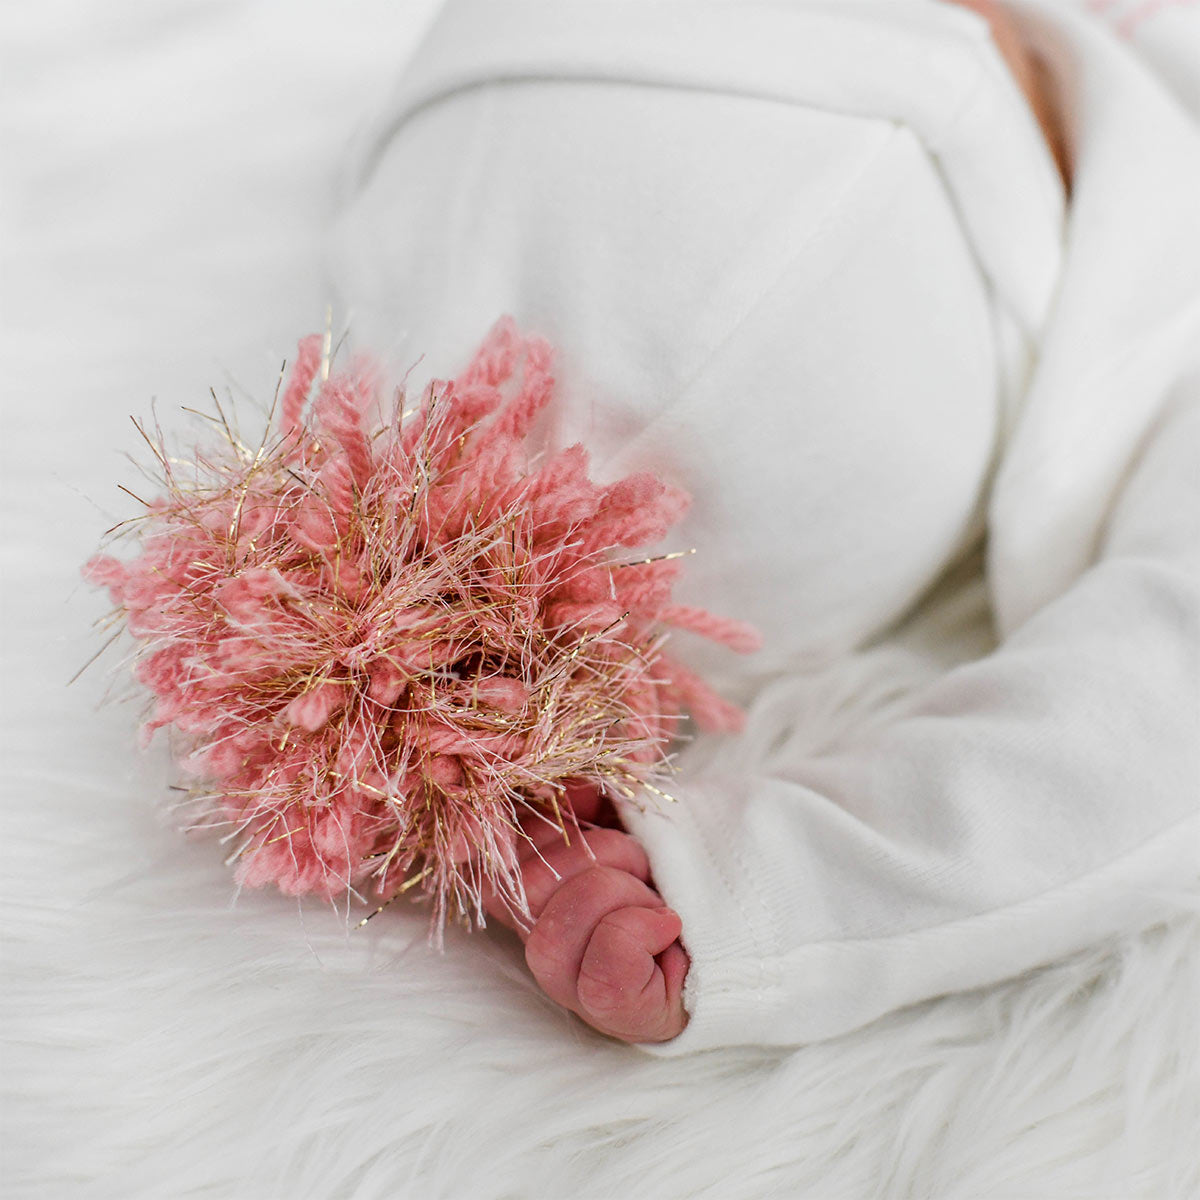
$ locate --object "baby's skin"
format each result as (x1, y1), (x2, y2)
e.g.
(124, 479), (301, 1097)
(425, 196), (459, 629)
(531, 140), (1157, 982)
(481, 0), (1068, 1046)
(481, 783), (690, 1043)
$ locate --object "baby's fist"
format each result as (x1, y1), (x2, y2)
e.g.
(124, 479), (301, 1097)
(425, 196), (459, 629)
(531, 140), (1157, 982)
(484, 806), (689, 1043)
(526, 864), (689, 1043)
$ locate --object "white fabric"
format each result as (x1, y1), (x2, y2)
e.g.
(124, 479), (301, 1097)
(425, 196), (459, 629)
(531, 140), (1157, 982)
(328, 0), (1200, 1054)
(1076, 0), (1200, 116)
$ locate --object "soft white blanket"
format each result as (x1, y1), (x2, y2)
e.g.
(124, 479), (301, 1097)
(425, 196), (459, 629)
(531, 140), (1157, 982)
(3, 2), (1197, 1196)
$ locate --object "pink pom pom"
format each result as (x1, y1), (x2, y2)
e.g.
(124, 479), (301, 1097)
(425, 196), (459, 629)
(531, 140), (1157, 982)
(85, 317), (758, 938)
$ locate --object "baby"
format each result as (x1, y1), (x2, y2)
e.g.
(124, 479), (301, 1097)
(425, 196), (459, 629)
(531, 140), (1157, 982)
(330, 0), (1200, 1051)
(472, 0), (1072, 1046)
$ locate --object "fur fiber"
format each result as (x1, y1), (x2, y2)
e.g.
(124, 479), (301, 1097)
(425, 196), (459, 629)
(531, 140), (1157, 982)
(3, 1), (1197, 1195)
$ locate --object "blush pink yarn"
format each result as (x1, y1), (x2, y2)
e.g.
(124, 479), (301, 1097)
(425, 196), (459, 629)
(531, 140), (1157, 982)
(85, 317), (759, 934)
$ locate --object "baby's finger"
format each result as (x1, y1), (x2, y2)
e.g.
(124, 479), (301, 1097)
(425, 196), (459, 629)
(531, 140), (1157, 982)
(559, 780), (622, 828)
(515, 784), (621, 862)
(521, 828), (651, 920)
(479, 814), (599, 933)
(577, 907), (686, 1042)
(479, 875), (524, 932)
(482, 824), (649, 937)
(524, 866), (662, 1011)
(515, 807), (581, 862)
(561, 779), (607, 824)
(657, 941), (691, 1014)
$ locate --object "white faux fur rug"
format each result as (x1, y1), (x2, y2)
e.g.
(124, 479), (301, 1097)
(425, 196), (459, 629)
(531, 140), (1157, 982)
(6, 765), (1198, 1199)
(3, 2), (1197, 1196)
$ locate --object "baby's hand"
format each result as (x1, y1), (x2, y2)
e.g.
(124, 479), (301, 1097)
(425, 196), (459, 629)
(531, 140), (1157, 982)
(483, 787), (690, 1044)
